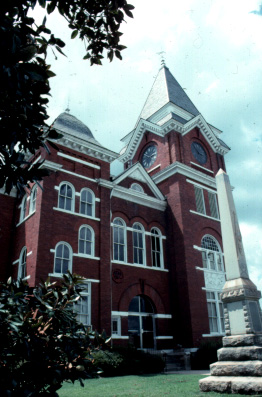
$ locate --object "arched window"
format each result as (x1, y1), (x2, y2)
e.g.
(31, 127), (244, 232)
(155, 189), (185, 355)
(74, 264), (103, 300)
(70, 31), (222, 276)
(58, 182), (74, 211)
(130, 183), (144, 193)
(29, 185), (37, 214)
(201, 235), (224, 272)
(80, 188), (94, 217)
(133, 223), (145, 265)
(113, 218), (126, 262)
(54, 242), (72, 274)
(151, 228), (163, 268)
(79, 225), (94, 256)
(18, 247), (27, 279)
(20, 196), (27, 222)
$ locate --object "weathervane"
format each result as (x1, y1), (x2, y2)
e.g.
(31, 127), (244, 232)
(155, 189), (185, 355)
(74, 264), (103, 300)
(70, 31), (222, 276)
(156, 51), (166, 66)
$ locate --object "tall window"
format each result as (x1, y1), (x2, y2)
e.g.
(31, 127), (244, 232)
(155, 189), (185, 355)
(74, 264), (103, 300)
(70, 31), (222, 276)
(58, 183), (74, 211)
(206, 291), (225, 334)
(80, 188), (94, 217)
(133, 223), (145, 265)
(79, 225), (94, 256)
(20, 196), (27, 222)
(29, 185), (37, 214)
(18, 247), (27, 279)
(151, 228), (163, 268)
(54, 242), (72, 274)
(194, 186), (206, 215)
(75, 283), (91, 327)
(208, 191), (219, 219)
(201, 235), (224, 272)
(113, 218), (126, 262)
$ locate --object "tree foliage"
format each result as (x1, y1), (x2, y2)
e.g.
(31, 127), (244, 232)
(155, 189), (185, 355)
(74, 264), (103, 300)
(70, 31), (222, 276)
(0, 272), (108, 396)
(0, 0), (134, 195)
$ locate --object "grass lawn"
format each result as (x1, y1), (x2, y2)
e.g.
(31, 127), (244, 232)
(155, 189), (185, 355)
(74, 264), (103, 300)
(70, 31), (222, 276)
(58, 374), (250, 396)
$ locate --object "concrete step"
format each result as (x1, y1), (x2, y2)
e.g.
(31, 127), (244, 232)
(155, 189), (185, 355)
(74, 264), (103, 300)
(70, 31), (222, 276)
(218, 346), (262, 361)
(199, 376), (262, 394)
(210, 360), (262, 376)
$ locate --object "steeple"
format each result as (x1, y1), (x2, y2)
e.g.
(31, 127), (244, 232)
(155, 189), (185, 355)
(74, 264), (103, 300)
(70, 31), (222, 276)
(138, 65), (199, 122)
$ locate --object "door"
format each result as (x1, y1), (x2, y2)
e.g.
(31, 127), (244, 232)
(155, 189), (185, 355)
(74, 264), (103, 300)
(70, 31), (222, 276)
(128, 295), (155, 349)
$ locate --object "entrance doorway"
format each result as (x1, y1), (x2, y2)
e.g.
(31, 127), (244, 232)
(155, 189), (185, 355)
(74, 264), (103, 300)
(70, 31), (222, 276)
(128, 295), (155, 349)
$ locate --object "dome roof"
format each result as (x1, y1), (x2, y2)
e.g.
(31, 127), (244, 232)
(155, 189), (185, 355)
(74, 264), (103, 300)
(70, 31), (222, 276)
(52, 112), (102, 146)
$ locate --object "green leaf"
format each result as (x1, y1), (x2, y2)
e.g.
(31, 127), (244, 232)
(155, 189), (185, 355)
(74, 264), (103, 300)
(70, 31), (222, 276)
(71, 30), (78, 39)
(46, 70), (56, 78)
(47, 0), (57, 14)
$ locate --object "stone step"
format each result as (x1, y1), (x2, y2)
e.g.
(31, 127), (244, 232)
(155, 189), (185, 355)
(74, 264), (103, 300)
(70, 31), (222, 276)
(199, 376), (262, 394)
(223, 334), (262, 348)
(210, 360), (262, 376)
(218, 346), (262, 361)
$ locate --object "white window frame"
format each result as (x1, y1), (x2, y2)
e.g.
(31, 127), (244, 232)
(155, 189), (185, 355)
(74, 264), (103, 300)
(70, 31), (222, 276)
(79, 188), (95, 217)
(78, 225), (94, 257)
(201, 235), (224, 272)
(151, 227), (163, 268)
(112, 316), (121, 336)
(20, 196), (27, 222)
(75, 282), (91, 327)
(132, 222), (146, 266)
(113, 218), (127, 262)
(18, 246), (27, 280)
(208, 191), (219, 219)
(194, 185), (206, 215)
(53, 241), (73, 275)
(29, 185), (37, 214)
(206, 290), (225, 335)
(58, 181), (75, 212)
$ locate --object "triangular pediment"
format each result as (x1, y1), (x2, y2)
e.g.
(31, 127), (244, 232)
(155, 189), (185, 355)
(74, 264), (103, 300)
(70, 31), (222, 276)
(112, 162), (165, 201)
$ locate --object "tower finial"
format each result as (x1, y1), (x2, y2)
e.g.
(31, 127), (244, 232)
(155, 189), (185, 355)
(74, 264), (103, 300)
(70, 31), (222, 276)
(156, 51), (166, 67)
(65, 97), (70, 113)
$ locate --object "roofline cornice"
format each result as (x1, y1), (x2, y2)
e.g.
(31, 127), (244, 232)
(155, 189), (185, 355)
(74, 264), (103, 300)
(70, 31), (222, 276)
(152, 161), (217, 189)
(52, 131), (119, 163)
(118, 114), (229, 163)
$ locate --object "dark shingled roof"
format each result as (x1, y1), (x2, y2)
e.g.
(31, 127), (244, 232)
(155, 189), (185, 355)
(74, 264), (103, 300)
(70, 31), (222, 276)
(139, 66), (199, 121)
(53, 112), (102, 146)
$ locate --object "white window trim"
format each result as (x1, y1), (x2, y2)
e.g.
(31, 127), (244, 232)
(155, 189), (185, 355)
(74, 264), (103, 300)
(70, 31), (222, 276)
(53, 207), (100, 221)
(29, 185), (37, 214)
(150, 227), (164, 269)
(112, 316), (121, 336)
(78, 225), (95, 257)
(58, 181), (75, 212)
(200, 235), (224, 272)
(155, 336), (173, 340)
(79, 188), (95, 217)
(16, 210), (36, 227)
(75, 281), (92, 327)
(132, 222), (146, 266)
(73, 253), (100, 260)
(20, 196), (27, 223)
(18, 246), (27, 280)
(204, 290), (225, 336)
(190, 210), (220, 222)
(112, 218), (127, 263)
(53, 241), (73, 275)
(111, 260), (168, 272)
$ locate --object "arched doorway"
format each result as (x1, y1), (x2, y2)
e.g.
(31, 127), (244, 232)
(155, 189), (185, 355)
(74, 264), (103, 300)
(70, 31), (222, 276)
(128, 295), (155, 349)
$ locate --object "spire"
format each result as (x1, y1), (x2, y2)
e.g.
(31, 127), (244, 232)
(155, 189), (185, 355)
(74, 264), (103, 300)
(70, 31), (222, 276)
(138, 66), (199, 122)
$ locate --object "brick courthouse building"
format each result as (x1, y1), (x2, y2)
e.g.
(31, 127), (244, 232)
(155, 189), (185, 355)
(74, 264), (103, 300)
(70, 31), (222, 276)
(0, 66), (231, 350)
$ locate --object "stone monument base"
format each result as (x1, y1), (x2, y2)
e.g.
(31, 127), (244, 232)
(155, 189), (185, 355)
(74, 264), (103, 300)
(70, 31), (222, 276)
(199, 334), (262, 394)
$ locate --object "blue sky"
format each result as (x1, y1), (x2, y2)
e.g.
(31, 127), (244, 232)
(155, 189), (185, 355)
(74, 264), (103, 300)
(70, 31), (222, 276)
(32, 0), (262, 294)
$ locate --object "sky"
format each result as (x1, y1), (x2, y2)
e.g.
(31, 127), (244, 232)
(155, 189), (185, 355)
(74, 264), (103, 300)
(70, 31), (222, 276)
(32, 0), (262, 295)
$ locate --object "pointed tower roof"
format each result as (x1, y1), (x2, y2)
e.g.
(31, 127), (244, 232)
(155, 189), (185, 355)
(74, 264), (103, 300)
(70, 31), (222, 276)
(138, 66), (199, 121)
